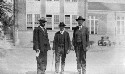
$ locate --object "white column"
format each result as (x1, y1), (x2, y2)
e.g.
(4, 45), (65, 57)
(97, 21), (99, 34)
(52, 14), (54, 30)
(124, 17), (125, 35)
(120, 18), (122, 35)
(26, 0), (27, 30)
(70, 15), (72, 30)
(41, 0), (46, 17)
(32, 14), (35, 30)
(60, 0), (64, 22)
(26, 14), (27, 30)
(89, 16), (91, 34)
(78, 0), (86, 17)
(93, 16), (95, 34)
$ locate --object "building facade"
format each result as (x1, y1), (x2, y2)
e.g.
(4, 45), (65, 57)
(16, 0), (125, 37)
(25, 0), (87, 30)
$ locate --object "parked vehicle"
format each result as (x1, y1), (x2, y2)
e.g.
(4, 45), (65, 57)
(98, 36), (111, 46)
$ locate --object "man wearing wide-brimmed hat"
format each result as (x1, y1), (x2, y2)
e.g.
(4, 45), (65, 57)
(33, 17), (51, 74)
(72, 16), (89, 74)
(53, 22), (71, 74)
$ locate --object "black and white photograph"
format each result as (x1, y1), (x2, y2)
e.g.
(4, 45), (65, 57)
(0, 0), (125, 74)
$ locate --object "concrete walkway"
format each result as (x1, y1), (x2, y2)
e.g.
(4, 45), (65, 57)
(0, 43), (125, 74)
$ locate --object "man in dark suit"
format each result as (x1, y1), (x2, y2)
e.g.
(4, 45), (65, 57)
(33, 17), (51, 74)
(53, 22), (71, 74)
(72, 16), (89, 74)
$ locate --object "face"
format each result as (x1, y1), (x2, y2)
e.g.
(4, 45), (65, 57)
(78, 20), (84, 26)
(39, 21), (45, 27)
(59, 26), (65, 31)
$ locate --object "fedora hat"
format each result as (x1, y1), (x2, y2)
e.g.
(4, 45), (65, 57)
(59, 22), (66, 27)
(76, 16), (85, 21)
(38, 17), (47, 22)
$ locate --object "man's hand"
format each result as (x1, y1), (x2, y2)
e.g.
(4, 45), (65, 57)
(86, 47), (89, 51)
(36, 49), (40, 57)
(67, 50), (70, 54)
(36, 49), (40, 53)
(53, 50), (55, 54)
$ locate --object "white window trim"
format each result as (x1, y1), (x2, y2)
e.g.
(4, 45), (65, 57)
(88, 16), (98, 34)
(116, 16), (125, 35)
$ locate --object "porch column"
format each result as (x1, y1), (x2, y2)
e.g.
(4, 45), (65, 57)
(78, 0), (88, 26)
(60, 0), (64, 22)
(41, 0), (46, 17)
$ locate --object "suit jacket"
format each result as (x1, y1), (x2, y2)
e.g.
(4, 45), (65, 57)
(72, 26), (89, 51)
(33, 26), (50, 52)
(53, 31), (71, 53)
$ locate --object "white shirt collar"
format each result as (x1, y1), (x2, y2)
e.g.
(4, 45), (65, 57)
(40, 26), (45, 31)
(79, 25), (82, 30)
(79, 25), (82, 28)
(60, 30), (65, 34)
(40, 26), (44, 29)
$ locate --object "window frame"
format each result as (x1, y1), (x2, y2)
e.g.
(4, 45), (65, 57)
(65, 15), (70, 25)
(54, 15), (60, 24)
(27, 14), (33, 25)
(88, 16), (98, 34)
(72, 0), (77, 2)
(116, 16), (125, 35)
(34, 14), (40, 24)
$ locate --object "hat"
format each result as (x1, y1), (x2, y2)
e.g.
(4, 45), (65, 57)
(38, 17), (47, 22)
(59, 22), (66, 27)
(76, 16), (85, 21)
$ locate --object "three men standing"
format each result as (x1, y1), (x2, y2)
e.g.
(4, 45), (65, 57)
(33, 16), (89, 74)
(72, 16), (89, 74)
(53, 22), (71, 74)
(33, 17), (51, 74)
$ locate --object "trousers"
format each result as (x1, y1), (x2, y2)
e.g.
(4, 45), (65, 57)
(37, 50), (47, 74)
(75, 43), (86, 74)
(55, 47), (66, 73)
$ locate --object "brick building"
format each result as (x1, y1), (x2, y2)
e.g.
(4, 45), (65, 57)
(14, 0), (125, 45)
(16, 0), (125, 35)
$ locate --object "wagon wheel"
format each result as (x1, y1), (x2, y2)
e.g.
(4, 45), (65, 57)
(103, 42), (106, 46)
(98, 40), (101, 46)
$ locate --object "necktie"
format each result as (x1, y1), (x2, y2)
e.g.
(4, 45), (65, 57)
(79, 26), (81, 30)
(60, 31), (62, 34)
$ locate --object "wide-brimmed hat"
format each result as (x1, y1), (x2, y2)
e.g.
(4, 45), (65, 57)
(59, 22), (66, 27)
(76, 16), (85, 21)
(38, 17), (47, 22)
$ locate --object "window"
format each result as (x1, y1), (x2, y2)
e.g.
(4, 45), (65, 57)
(88, 16), (98, 34)
(116, 16), (125, 34)
(65, 0), (70, 2)
(72, 15), (77, 25)
(34, 14), (40, 24)
(27, 14), (32, 24)
(65, 15), (70, 24)
(46, 15), (52, 27)
(47, 0), (52, 1)
(54, 15), (59, 24)
(72, 0), (77, 2)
